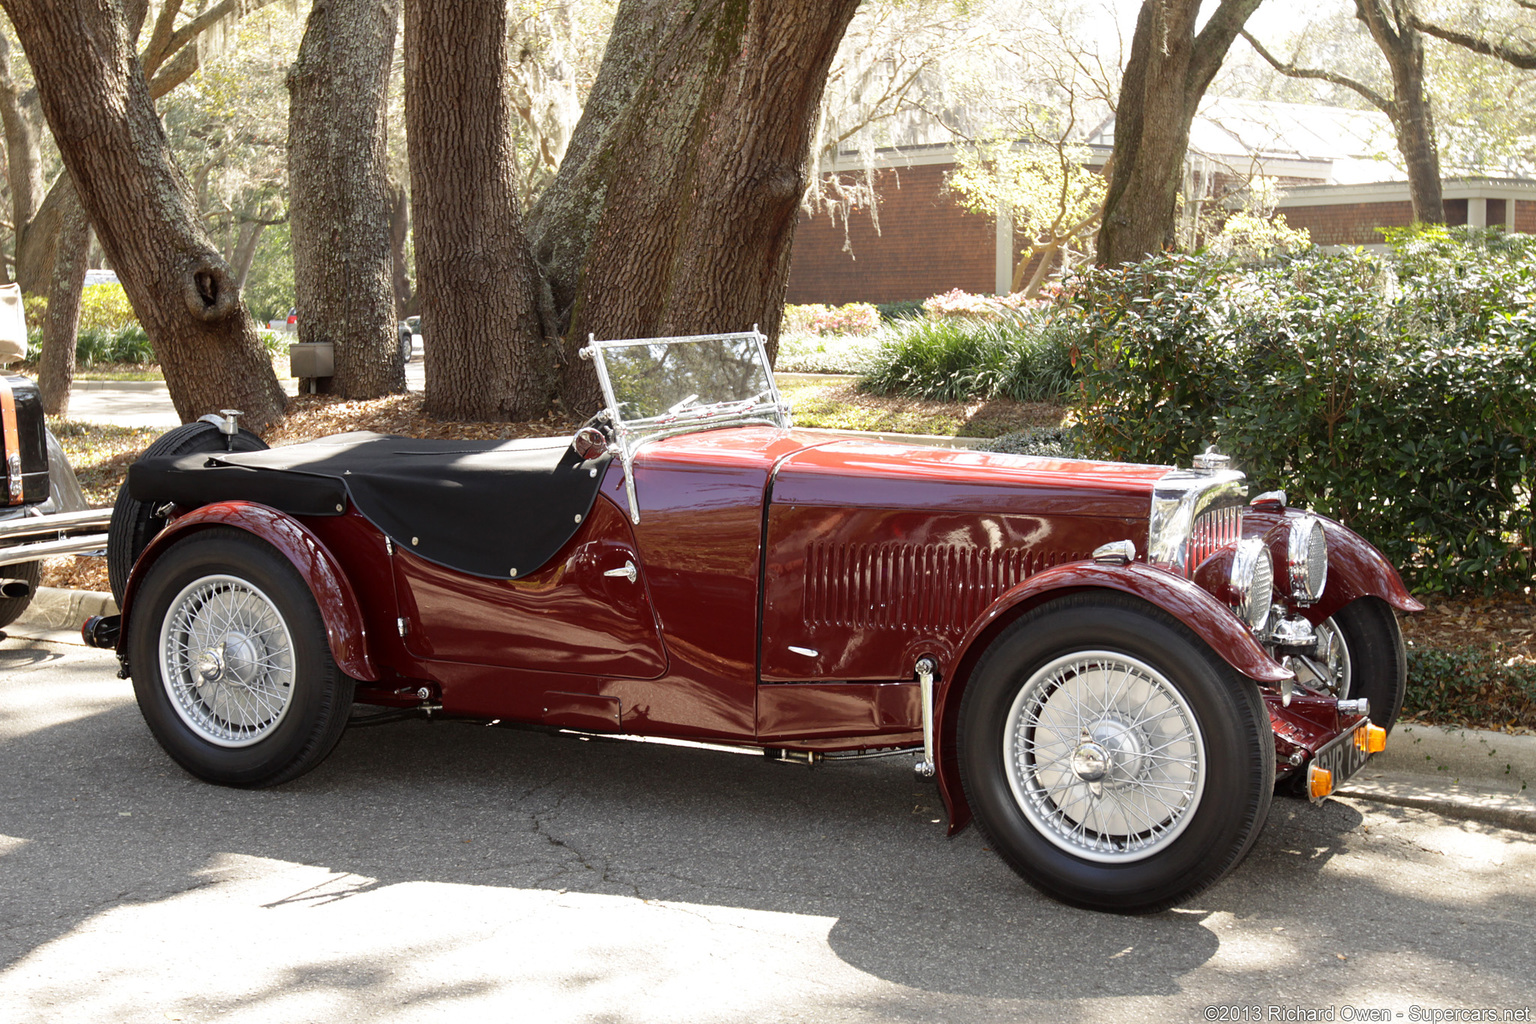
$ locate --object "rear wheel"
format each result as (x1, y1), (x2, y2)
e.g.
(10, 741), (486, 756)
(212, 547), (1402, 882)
(129, 527), (352, 787)
(958, 593), (1274, 913)
(108, 420), (267, 605)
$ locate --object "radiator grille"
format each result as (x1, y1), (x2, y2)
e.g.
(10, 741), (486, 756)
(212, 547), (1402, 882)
(1184, 505), (1244, 574)
(805, 543), (1082, 634)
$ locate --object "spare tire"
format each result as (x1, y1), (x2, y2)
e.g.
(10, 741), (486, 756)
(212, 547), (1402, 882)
(107, 420), (268, 605)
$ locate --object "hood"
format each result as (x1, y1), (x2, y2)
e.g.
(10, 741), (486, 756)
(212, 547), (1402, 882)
(769, 439), (1170, 520)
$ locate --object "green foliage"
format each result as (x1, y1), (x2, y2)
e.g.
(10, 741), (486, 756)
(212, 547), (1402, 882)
(1404, 646), (1536, 732)
(979, 425), (1085, 459)
(859, 313), (1074, 403)
(242, 223), (296, 325)
(875, 301), (923, 322)
(77, 284), (139, 333)
(1069, 230), (1536, 594)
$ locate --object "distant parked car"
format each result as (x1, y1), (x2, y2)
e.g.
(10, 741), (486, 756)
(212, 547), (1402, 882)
(0, 284), (111, 627)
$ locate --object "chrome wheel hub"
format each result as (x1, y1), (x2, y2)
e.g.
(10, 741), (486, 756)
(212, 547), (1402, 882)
(159, 574), (296, 748)
(1004, 651), (1206, 863)
(1290, 616), (1352, 697)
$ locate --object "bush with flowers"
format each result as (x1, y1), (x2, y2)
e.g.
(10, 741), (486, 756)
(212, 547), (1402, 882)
(783, 302), (881, 336)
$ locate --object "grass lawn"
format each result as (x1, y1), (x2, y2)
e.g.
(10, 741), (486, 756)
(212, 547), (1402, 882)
(780, 376), (1063, 437)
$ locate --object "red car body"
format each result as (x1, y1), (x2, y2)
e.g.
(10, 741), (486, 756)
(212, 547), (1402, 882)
(97, 332), (1420, 912)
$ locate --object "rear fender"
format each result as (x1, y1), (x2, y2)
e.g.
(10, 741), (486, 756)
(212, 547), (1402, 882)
(933, 560), (1290, 835)
(117, 501), (377, 681)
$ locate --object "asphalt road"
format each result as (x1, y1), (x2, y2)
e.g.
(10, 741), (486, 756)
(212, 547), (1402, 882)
(3, 639), (1534, 1023)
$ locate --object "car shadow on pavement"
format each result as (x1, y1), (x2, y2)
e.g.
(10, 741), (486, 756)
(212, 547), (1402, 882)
(1, 677), (1532, 1007)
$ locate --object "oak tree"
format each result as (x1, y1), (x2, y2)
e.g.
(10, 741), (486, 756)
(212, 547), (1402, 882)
(1, 0), (287, 430)
(1096, 0), (1266, 266)
(288, 0), (404, 399)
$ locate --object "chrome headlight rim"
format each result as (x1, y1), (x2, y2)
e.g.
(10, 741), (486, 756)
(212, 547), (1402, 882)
(1287, 514), (1328, 604)
(1230, 538), (1274, 633)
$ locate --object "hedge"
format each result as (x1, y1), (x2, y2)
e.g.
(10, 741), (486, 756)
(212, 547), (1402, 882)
(1067, 228), (1536, 594)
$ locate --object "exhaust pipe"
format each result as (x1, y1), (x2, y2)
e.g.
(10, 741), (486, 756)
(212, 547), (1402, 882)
(0, 578), (31, 599)
(81, 614), (120, 649)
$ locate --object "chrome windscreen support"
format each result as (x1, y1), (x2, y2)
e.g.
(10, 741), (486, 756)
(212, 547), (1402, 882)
(915, 657), (937, 777)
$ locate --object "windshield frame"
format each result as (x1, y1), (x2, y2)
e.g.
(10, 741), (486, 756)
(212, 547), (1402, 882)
(579, 329), (793, 523)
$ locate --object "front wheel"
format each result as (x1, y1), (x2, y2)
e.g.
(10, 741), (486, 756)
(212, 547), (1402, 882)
(129, 527), (353, 787)
(958, 593), (1274, 913)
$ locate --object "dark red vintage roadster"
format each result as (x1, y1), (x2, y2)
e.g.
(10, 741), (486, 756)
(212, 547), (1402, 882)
(88, 331), (1421, 912)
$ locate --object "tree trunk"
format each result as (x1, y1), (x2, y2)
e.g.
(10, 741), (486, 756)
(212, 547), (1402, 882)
(38, 180), (89, 417)
(287, 0), (404, 399)
(1, 0), (287, 431)
(1096, 0), (1265, 266)
(387, 179), (414, 318)
(404, 0), (555, 421)
(1357, 0), (1444, 224)
(528, 0), (860, 409)
(229, 219), (266, 290)
(0, 31), (45, 290)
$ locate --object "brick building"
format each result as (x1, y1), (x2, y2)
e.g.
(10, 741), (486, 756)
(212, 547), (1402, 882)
(785, 98), (1536, 306)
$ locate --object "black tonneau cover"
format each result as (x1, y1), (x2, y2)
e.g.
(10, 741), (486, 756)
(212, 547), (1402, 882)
(129, 431), (612, 579)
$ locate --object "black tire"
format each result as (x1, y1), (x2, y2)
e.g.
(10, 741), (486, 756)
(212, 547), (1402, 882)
(0, 559), (40, 629)
(958, 592), (1274, 913)
(128, 527), (353, 787)
(108, 420), (267, 605)
(1330, 596), (1407, 732)
(398, 323), (413, 365)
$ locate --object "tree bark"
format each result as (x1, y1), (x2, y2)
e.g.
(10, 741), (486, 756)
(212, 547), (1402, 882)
(1244, 2), (1444, 226)
(528, 0), (860, 408)
(1357, 0), (1443, 224)
(1096, 0), (1266, 266)
(0, 31), (45, 289)
(287, 0), (404, 399)
(404, 0), (555, 421)
(387, 179), (414, 317)
(2, 0), (287, 431)
(38, 179), (89, 417)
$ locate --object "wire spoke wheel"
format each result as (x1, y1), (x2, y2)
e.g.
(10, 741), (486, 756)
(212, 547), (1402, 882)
(958, 594), (1273, 913)
(130, 527), (353, 787)
(160, 574), (297, 747)
(1005, 651), (1205, 863)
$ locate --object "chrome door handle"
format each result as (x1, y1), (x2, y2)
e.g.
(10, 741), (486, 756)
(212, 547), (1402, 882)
(603, 560), (637, 583)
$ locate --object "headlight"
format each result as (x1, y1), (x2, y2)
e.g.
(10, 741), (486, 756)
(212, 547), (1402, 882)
(1230, 538), (1274, 632)
(1287, 515), (1328, 604)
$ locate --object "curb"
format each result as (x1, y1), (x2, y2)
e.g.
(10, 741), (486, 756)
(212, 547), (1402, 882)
(9, 586), (116, 645)
(9, 588), (1535, 831)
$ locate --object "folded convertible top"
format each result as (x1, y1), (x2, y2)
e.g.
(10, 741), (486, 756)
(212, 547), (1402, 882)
(129, 431), (613, 580)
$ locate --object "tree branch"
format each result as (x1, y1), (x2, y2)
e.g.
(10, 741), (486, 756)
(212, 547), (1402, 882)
(1190, 0), (1267, 92)
(1241, 29), (1395, 113)
(1411, 16), (1536, 69)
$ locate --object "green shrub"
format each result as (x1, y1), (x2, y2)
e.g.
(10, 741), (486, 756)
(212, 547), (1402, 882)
(1068, 233), (1536, 594)
(876, 301), (923, 322)
(979, 425), (1090, 459)
(77, 283), (139, 333)
(859, 313), (1074, 403)
(1404, 645), (1536, 732)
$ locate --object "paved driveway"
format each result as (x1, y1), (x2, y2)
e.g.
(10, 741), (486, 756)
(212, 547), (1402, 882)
(2, 640), (1533, 1023)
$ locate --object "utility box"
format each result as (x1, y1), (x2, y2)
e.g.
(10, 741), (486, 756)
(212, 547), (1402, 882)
(289, 342), (334, 378)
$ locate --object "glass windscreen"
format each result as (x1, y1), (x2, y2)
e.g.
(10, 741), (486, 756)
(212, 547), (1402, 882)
(593, 332), (782, 431)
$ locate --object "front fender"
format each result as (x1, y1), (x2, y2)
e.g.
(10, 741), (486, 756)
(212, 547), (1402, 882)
(1311, 516), (1425, 620)
(117, 501), (377, 681)
(933, 560), (1290, 836)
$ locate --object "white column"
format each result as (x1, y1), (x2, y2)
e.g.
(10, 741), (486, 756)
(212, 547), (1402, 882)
(995, 202), (1014, 295)
(1470, 197), (1488, 229)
